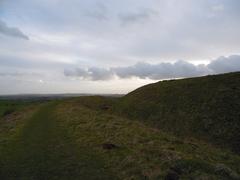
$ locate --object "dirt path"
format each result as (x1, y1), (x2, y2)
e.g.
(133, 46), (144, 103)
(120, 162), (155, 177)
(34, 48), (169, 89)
(0, 102), (115, 180)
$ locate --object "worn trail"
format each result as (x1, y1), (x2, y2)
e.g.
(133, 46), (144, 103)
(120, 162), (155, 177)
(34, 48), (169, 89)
(0, 102), (114, 180)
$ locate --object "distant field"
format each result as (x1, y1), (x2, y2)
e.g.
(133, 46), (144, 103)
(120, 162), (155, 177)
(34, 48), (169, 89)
(0, 72), (240, 179)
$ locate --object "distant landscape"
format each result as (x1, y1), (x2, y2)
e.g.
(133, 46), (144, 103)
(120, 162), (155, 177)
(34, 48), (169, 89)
(0, 72), (239, 179)
(0, 93), (124, 101)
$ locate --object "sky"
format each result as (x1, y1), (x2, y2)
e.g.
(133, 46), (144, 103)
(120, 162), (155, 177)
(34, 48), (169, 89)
(0, 0), (240, 95)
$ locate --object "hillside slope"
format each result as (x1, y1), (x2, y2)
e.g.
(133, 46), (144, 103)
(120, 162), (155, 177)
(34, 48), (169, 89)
(115, 72), (240, 153)
(1, 100), (240, 179)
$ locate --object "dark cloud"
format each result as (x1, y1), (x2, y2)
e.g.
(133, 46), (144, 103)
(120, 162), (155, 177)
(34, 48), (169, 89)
(208, 55), (240, 74)
(64, 67), (113, 81)
(118, 8), (157, 25)
(64, 55), (240, 80)
(0, 19), (29, 40)
(113, 61), (209, 80)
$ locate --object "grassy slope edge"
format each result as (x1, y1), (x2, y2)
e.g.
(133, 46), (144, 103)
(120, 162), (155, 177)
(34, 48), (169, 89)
(114, 72), (240, 153)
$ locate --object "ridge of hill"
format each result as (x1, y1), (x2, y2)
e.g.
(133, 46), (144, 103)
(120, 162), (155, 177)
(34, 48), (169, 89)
(114, 72), (240, 153)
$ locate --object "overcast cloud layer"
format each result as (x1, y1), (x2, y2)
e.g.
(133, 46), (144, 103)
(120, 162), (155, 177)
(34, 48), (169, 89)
(0, 0), (240, 94)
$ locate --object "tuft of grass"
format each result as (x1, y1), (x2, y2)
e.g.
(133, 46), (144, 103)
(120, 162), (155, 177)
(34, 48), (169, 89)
(2, 108), (15, 116)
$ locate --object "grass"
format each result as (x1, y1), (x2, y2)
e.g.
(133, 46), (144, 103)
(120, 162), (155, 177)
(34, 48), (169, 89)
(53, 99), (240, 179)
(0, 102), (116, 180)
(0, 100), (26, 118)
(1, 99), (240, 179)
(114, 72), (240, 153)
(0, 72), (239, 179)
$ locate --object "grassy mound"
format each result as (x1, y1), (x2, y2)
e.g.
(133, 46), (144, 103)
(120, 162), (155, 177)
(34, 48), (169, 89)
(114, 72), (240, 153)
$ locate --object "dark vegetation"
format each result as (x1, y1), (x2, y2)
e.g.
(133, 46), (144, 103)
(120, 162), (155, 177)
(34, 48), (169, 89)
(0, 100), (32, 118)
(0, 72), (239, 179)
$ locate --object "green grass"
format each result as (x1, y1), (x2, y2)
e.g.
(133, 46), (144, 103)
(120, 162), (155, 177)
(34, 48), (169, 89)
(0, 102), (115, 180)
(0, 98), (239, 179)
(0, 98), (240, 179)
(53, 99), (240, 179)
(0, 100), (26, 118)
(0, 72), (239, 179)
(114, 72), (240, 153)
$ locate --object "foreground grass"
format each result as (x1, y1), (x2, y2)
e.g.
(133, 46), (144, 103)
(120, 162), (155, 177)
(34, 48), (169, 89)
(0, 102), (115, 180)
(55, 99), (240, 179)
(0, 98), (240, 179)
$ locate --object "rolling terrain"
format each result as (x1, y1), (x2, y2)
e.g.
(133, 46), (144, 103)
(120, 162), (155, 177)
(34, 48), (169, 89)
(0, 72), (240, 179)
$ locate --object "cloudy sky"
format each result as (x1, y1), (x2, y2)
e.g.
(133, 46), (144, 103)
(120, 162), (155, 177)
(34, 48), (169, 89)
(0, 0), (240, 95)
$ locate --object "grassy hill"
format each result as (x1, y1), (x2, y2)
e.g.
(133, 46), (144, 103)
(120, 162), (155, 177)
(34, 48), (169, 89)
(114, 72), (240, 153)
(0, 72), (239, 179)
